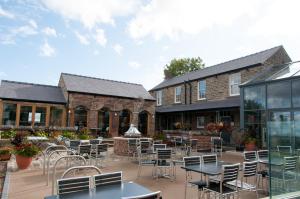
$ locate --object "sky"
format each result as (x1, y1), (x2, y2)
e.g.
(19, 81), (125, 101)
(0, 0), (300, 90)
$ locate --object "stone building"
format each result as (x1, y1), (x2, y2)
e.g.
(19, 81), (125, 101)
(0, 73), (155, 137)
(149, 46), (292, 133)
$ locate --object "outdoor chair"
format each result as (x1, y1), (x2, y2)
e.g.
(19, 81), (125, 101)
(153, 140), (163, 144)
(91, 144), (108, 167)
(271, 156), (298, 191)
(183, 156), (206, 199)
(203, 163), (240, 199)
(94, 171), (122, 188)
(277, 146), (292, 156)
(78, 144), (92, 163)
(257, 150), (268, 160)
(90, 139), (101, 145)
(128, 139), (138, 160)
(69, 140), (80, 151)
(202, 154), (217, 165)
(57, 176), (90, 197)
(190, 139), (198, 152)
(227, 161), (259, 198)
(137, 146), (156, 178)
(174, 137), (183, 149)
(140, 141), (152, 154)
(244, 151), (257, 161)
(211, 137), (222, 156)
(153, 144), (167, 152)
(140, 138), (152, 142)
(122, 191), (162, 199)
(155, 149), (173, 181)
(257, 150), (269, 185)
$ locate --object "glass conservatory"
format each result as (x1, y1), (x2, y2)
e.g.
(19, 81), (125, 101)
(240, 61), (300, 198)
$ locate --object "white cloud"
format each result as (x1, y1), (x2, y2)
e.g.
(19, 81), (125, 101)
(42, 0), (140, 29)
(128, 61), (141, 69)
(93, 50), (99, 55)
(128, 0), (260, 40)
(113, 43), (123, 55)
(94, 28), (107, 47)
(40, 41), (56, 57)
(0, 6), (14, 19)
(75, 31), (90, 45)
(12, 25), (38, 36)
(42, 27), (57, 37)
(29, 19), (38, 29)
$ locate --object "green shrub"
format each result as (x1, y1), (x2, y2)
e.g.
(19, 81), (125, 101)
(14, 143), (40, 157)
(1, 130), (17, 139)
(0, 147), (12, 155)
(34, 131), (48, 137)
(62, 131), (77, 139)
(78, 134), (89, 140)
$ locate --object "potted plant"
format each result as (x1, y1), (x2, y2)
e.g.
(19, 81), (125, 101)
(13, 143), (40, 169)
(0, 146), (12, 161)
(244, 137), (256, 151)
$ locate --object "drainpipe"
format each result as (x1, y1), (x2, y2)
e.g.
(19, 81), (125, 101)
(66, 92), (70, 127)
(184, 81), (187, 104)
(188, 81), (192, 104)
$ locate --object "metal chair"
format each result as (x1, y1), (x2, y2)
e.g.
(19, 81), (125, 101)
(153, 144), (167, 152)
(190, 139), (198, 152)
(203, 163), (240, 199)
(90, 139), (101, 145)
(91, 144), (108, 167)
(277, 146), (292, 156)
(155, 149), (173, 180)
(140, 141), (152, 154)
(211, 137), (222, 156)
(94, 171), (122, 187)
(227, 161), (259, 198)
(57, 176), (90, 197)
(183, 156), (206, 199)
(122, 191), (162, 199)
(244, 151), (257, 161)
(153, 140), (163, 144)
(257, 150), (268, 160)
(69, 140), (80, 151)
(78, 144), (92, 161)
(137, 146), (156, 178)
(202, 154), (217, 165)
(128, 139), (138, 159)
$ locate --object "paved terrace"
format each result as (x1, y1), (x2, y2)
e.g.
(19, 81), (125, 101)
(6, 150), (268, 199)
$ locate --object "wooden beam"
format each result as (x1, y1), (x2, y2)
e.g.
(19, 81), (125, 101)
(62, 108), (67, 127)
(16, 104), (21, 127)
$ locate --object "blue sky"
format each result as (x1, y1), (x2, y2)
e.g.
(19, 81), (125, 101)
(1, 0), (300, 90)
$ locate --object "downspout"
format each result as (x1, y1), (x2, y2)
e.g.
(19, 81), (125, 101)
(66, 92), (70, 127)
(188, 80), (192, 104)
(184, 81), (187, 104)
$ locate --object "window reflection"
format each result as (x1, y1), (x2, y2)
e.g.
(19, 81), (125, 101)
(20, 106), (32, 126)
(267, 81), (291, 109)
(2, 103), (17, 125)
(244, 85), (266, 110)
(292, 80), (300, 107)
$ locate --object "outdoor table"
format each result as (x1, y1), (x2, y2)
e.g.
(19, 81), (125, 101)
(44, 181), (153, 199)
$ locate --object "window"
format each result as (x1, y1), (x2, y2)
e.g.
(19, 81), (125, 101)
(156, 90), (162, 106)
(244, 85), (266, 110)
(267, 81), (291, 109)
(50, 107), (63, 126)
(229, 73), (241, 96)
(20, 106), (32, 126)
(34, 107), (46, 126)
(74, 106), (87, 128)
(198, 80), (206, 99)
(98, 108), (110, 132)
(197, 116), (205, 128)
(2, 103), (17, 125)
(174, 86), (181, 103)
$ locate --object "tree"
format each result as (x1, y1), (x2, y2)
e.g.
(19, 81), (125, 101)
(164, 57), (205, 79)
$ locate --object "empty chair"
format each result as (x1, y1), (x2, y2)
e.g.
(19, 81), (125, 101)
(94, 171), (122, 188)
(227, 161), (259, 198)
(122, 191), (162, 199)
(78, 144), (92, 162)
(153, 144), (166, 152)
(244, 151), (257, 161)
(57, 176), (90, 197)
(69, 140), (80, 151)
(140, 138), (152, 142)
(211, 137), (222, 156)
(91, 144), (108, 166)
(153, 140), (163, 144)
(190, 139), (198, 152)
(155, 149), (173, 180)
(90, 139), (101, 145)
(137, 146), (156, 178)
(128, 139), (138, 159)
(174, 137), (183, 148)
(202, 154), (217, 165)
(183, 156), (206, 199)
(277, 146), (292, 156)
(257, 150), (268, 160)
(140, 141), (151, 154)
(203, 163), (240, 198)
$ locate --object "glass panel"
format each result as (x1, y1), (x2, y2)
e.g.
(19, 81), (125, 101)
(294, 112), (300, 148)
(292, 80), (300, 107)
(98, 108), (110, 132)
(2, 103), (17, 125)
(74, 106), (87, 128)
(138, 111), (148, 136)
(198, 80), (206, 99)
(267, 81), (291, 109)
(269, 62), (300, 80)
(50, 107), (63, 126)
(244, 85), (266, 110)
(269, 111), (291, 147)
(34, 107), (46, 126)
(119, 110), (130, 135)
(20, 106), (32, 126)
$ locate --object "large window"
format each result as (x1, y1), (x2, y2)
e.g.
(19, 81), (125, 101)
(197, 116), (205, 128)
(50, 107), (63, 126)
(74, 106), (87, 128)
(156, 90), (162, 106)
(174, 86), (181, 103)
(119, 109), (131, 135)
(229, 72), (241, 96)
(2, 103), (16, 125)
(267, 81), (291, 109)
(34, 107), (46, 126)
(198, 80), (206, 100)
(98, 108), (110, 132)
(244, 85), (266, 110)
(20, 106), (32, 126)
(292, 80), (300, 107)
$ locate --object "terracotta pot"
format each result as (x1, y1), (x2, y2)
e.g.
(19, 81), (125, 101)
(15, 155), (32, 169)
(0, 154), (11, 161)
(245, 143), (256, 151)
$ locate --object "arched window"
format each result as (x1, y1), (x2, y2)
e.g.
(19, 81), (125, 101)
(138, 111), (149, 136)
(119, 109), (131, 135)
(98, 107), (110, 132)
(74, 106), (87, 128)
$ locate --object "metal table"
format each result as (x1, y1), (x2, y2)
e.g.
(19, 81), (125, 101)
(45, 182), (153, 199)
(181, 161), (231, 176)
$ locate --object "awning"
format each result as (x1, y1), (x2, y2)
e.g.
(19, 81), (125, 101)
(156, 97), (240, 113)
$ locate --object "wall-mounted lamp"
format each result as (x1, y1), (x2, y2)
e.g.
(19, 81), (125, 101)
(114, 112), (118, 116)
(68, 110), (71, 114)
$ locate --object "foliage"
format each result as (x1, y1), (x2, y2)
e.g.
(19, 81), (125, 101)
(11, 132), (26, 147)
(0, 146), (12, 155)
(14, 143), (40, 157)
(164, 57), (205, 79)
(0, 130), (16, 139)
(174, 122), (182, 129)
(78, 134), (89, 140)
(205, 122), (224, 133)
(240, 129), (257, 145)
(153, 132), (166, 141)
(34, 131), (48, 137)
(62, 131), (77, 140)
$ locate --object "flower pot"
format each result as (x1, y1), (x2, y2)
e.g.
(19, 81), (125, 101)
(15, 155), (32, 169)
(245, 143), (256, 151)
(0, 154), (11, 161)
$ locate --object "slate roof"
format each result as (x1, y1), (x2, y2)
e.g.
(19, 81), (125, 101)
(156, 97), (240, 113)
(60, 73), (155, 100)
(0, 80), (66, 104)
(150, 46), (285, 91)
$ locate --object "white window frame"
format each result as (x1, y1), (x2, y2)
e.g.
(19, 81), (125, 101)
(174, 86), (181, 103)
(197, 116), (205, 128)
(198, 80), (206, 100)
(156, 90), (162, 106)
(229, 72), (241, 96)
